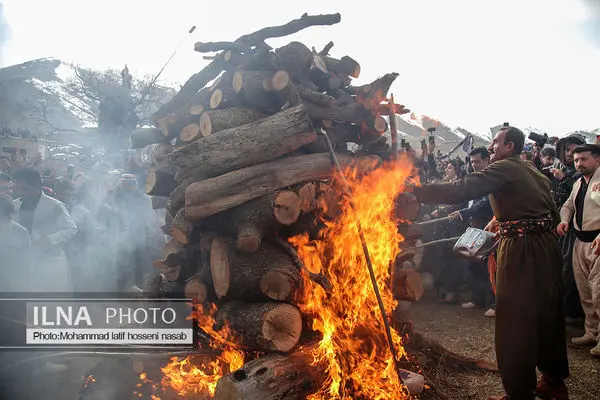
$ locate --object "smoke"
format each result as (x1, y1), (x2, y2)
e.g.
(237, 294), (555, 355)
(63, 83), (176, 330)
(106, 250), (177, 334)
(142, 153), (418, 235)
(579, 0), (600, 48)
(0, 0), (10, 65)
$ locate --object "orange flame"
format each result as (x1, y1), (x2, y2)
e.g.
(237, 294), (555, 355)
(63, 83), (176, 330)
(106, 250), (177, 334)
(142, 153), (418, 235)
(290, 155), (415, 399)
(143, 304), (244, 399)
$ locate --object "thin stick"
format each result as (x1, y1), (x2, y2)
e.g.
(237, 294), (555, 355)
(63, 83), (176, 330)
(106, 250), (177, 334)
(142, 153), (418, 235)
(319, 128), (405, 390)
(388, 94), (398, 160)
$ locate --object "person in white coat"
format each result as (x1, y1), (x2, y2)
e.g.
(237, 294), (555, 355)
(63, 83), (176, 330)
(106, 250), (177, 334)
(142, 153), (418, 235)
(12, 167), (77, 293)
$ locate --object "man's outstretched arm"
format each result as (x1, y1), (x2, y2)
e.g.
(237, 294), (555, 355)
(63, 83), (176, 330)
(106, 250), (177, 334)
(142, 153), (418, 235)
(414, 159), (511, 205)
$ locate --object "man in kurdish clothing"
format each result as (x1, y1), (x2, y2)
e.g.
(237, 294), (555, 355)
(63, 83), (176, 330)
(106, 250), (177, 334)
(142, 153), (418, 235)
(12, 167), (77, 293)
(557, 144), (600, 357)
(411, 126), (569, 400)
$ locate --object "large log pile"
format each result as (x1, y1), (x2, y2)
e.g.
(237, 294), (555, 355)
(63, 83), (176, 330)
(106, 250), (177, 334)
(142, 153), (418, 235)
(132, 12), (432, 400)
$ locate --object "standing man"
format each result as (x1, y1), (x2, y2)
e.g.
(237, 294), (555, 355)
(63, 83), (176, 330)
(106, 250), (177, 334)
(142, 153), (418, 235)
(557, 144), (600, 357)
(555, 134), (587, 324)
(411, 126), (569, 400)
(12, 167), (77, 293)
(448, 147), (495, 317)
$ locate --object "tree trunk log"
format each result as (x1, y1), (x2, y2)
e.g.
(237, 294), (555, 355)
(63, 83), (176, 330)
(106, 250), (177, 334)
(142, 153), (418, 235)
(199, 107), (265, 137)
(202, 190), (301, 253)
(322, 55), (361, 78)
(215, 301), (302, 352)
(146, 167), (177, 197)
(214, 342), (325, 400)
(172, 104), (317, 183)
(392, 269), (424, 302)
(272, 42), (313, 82)
(130, 128), (168, 149)
(170, 209), (193, 245)
(178, 123), (202, 143)
(184, 153), (381, 220)
(232, 71), (287, 112)
(203, 233), (230, 299)
(184, 275), (208, 303)
(227, 241), (302, 302)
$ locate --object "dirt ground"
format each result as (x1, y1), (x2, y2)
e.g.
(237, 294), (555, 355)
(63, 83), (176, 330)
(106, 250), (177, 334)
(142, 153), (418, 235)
(407, 298), (600, 400)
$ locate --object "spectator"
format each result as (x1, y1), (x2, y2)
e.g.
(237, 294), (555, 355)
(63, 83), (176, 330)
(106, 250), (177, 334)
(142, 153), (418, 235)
(0, 194), (31, 291)
(540, 147), (557, 168)
(449, 147), (495, 317)
(556, 134), (588, 324)
(557, 144), (600, 357)
(12, 167), (77, 292)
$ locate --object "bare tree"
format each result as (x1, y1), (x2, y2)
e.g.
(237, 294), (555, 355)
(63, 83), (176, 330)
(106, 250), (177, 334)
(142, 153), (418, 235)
(63, 65), (176, 127)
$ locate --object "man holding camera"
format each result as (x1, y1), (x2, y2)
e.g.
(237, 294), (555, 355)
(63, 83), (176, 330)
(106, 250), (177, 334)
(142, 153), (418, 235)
(410, 126), (569, 400)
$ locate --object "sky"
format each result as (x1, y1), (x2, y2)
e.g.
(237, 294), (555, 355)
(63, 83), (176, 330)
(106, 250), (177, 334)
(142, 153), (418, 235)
(1, 0), (599, 137)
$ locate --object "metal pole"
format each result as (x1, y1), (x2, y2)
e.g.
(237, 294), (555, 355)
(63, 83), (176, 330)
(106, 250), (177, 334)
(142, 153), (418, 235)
(115, 25), (197, 144)
(319, 128), (405, 389)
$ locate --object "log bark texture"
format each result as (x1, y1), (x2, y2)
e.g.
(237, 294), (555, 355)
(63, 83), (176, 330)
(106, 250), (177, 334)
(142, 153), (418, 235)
(199, 107), (265, 137)
(215, 301), (302, 353)
(130, 128), (168, 149)
(227, 241), (302, 302)
(184, 153), (381, 220)
(171, 105), (317, 182)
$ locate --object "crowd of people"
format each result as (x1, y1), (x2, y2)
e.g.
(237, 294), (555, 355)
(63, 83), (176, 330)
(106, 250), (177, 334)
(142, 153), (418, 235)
(0, 152), (165, 295)
(410, 127), (600, 400)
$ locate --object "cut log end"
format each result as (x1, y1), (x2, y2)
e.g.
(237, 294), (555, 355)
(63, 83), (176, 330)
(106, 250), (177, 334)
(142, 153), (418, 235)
(261, 304), (302, 352)
(373, 115), (388, 133)
(210, 89), (223, 109)
(199, 112), (212, 137)
(236, 223), (263, 253)
(298, 182), (317, 213)
(273, 190), (301, 226)
(179, 123), (201, 142)
(260, 270), (295, 301)
(271, 70), (290, 91)
(184, 278), (208, 303)
(232, 71), (244, 93)
(210, 236), (230, 299)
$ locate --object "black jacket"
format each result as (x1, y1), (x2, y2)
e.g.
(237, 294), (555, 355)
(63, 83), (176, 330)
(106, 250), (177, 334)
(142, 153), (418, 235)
(457, 196), (494, 229)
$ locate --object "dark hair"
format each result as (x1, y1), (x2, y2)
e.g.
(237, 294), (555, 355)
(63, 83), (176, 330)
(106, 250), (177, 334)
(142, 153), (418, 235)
(573, 144), (600, 157)
(469, 147), (490, 160)
(540, 147), (556, 158)
(0, 194), (14, 219)
(0, 172), (10, 183)
(12, 167), (42, 187)
(500, 126), (525, 154)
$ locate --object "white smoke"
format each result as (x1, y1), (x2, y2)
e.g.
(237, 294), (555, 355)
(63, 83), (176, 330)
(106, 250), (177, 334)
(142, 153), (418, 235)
(0, 0), (9, 66)
(579, 0), (600, 48)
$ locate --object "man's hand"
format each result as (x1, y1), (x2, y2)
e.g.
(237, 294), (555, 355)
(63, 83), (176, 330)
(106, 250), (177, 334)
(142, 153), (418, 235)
(430, 210), (440, 218)
(592, 238), (600, 256)
(484, 217), (498, 233)
(551, 168), (565, 181)
(448, 211), (461, 221)
(556, 223), (569, 236)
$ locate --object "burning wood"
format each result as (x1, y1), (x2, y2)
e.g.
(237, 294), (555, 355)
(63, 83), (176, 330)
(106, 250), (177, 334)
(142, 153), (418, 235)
(127, 11), (437, 400)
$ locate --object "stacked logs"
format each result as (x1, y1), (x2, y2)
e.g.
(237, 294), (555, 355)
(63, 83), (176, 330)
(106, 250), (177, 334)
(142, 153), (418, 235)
(133, 13), (422, 400)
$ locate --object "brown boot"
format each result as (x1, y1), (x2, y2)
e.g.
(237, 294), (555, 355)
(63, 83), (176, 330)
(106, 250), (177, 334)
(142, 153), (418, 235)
(534, 376), (569, 400)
